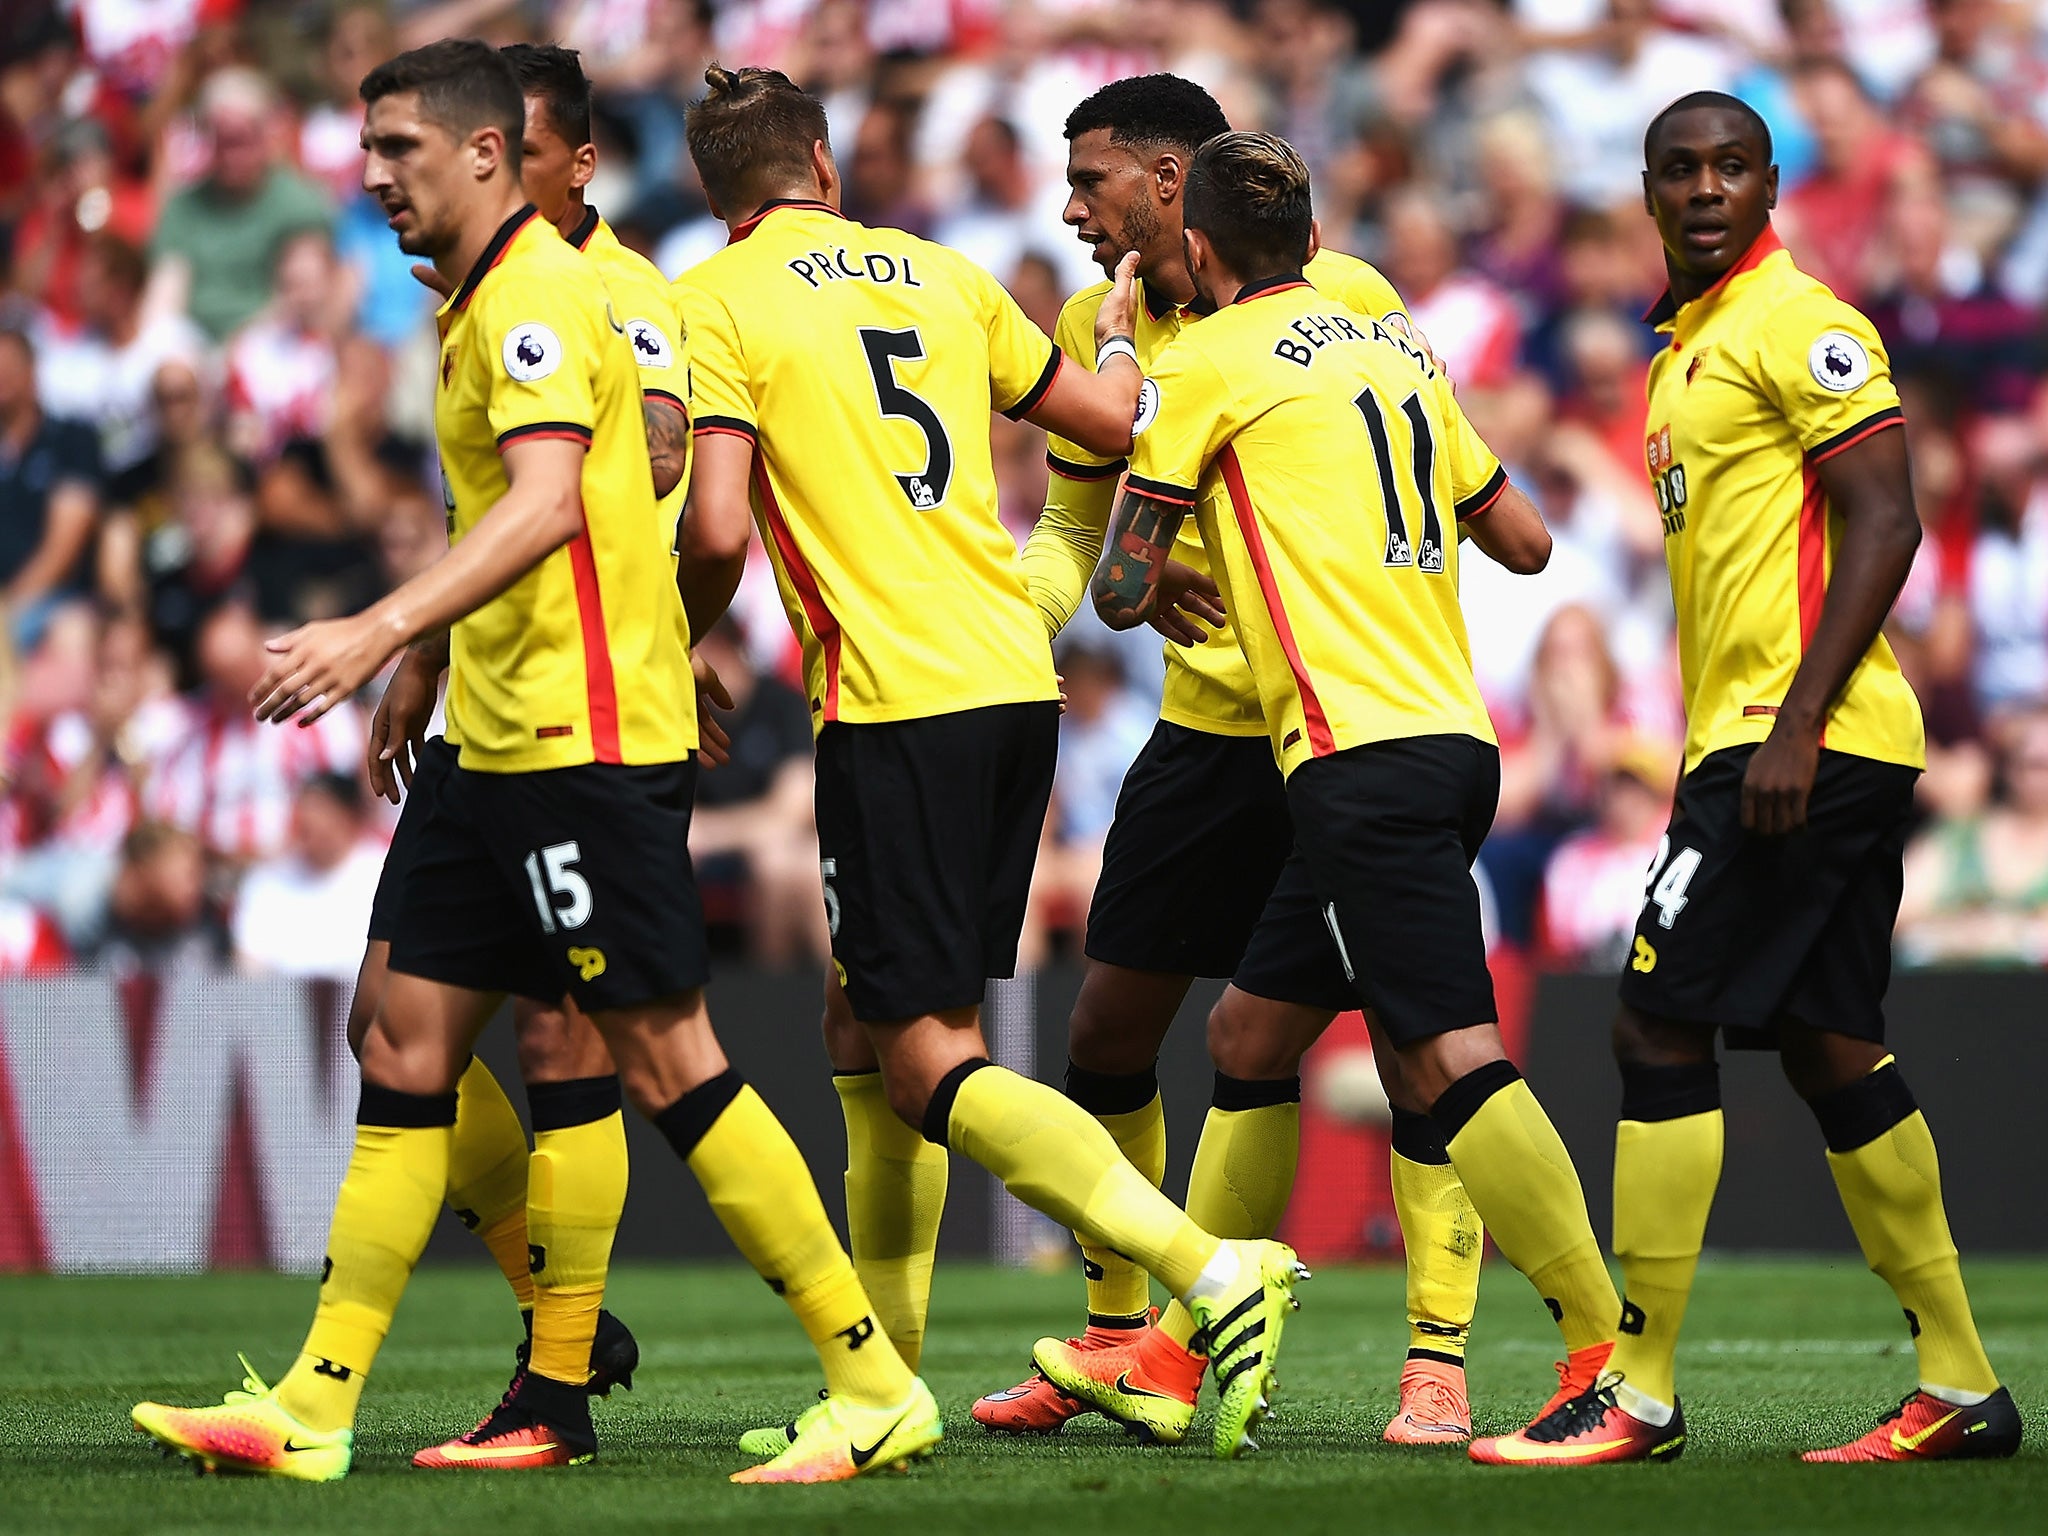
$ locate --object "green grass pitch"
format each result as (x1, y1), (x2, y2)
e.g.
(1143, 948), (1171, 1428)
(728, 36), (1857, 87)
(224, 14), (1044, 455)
(2, 1258), (2043, 1534)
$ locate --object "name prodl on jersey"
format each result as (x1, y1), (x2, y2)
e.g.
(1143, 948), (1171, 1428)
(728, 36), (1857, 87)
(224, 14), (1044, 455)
(786, 245), (926, 291)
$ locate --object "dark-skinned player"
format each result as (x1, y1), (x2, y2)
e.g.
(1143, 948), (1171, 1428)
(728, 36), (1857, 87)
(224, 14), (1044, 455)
(1469, 90), (2021, 1467)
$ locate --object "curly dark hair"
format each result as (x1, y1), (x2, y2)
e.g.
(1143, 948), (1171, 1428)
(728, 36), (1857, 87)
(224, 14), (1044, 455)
(1064, 74), (1230, 152)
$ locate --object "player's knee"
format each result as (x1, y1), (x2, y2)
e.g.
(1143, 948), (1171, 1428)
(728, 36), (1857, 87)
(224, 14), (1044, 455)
(357, 1015), (462, 1097)
(1778, 1025), (1885, 1102)
(1611, 1004), (1713, 1068)
(882, 1070), (934, 1133)
(1068, 974), (1175, 1076)
(1206, 994), (1302, 1080)
(820, 984), (877, 1072)
(513, 1001), (612, 1082)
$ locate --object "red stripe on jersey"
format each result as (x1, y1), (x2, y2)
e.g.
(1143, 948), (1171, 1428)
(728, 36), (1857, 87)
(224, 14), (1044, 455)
(1798, 462), (1827, 651)
(1219, 445), (1335, 756)
(567, 512), (623, 762)
(753, 458), (842, 720)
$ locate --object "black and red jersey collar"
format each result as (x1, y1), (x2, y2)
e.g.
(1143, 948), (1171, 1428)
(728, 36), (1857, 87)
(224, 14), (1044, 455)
(1644, 225), (1784, 330)
(727, 198), (842, 244)
(449, 203), (541, 314)
(1231, 272), (1312, 305)
(567, 204), (602, 251)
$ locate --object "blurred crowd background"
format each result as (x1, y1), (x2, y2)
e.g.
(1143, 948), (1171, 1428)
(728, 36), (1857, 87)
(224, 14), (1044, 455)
(2, 0), (2048, 984)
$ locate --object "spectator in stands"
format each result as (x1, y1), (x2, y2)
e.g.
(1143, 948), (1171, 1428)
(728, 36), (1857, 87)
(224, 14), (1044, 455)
(8, 117), (155, 330)
(95, 820), (217, 973)
(689, 620), (826, 965)
(845, 102), (932, 238)
(298, 3), (388, 203)
(1779, 56), (1927, 305)
(35, 235), (206, 480)
(1468, 111), (1568, 320)
(1381, 187), (1519, 389)
(134, 445), (255, 687)
(1541, 733), (1677, 969)
(0, 326), (100, 643)
(1965, 415), (2048, 728)
(146, 67), (332, 343)
(936, 117), (1090, 298)
(225, 231), (344, 465)
(143, 598), (362, 866)
(231, 771), (384, 979)
(1898, 713), (2048, 965)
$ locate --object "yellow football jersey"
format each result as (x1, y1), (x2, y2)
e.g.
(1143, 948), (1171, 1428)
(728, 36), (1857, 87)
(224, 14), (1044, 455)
(1645, 229), (1924, 774)
(1127, 275), (1506, 777)
(676, 200), (1062, 730)
(569, 207), (690, 549)
(1021, 247), (1409, 736)
(434, 205), (695, 771)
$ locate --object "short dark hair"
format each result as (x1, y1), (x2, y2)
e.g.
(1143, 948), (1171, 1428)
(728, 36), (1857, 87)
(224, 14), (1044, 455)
(86, 234), (149, 296)
(502, 41), (592, 149)
(1184, 132), (1313, 280)
(360, 38), (525, 175)
(1643, 90), (1773, 166)
(686, 64), (830, 213)
(1064, 73), (1230, 153)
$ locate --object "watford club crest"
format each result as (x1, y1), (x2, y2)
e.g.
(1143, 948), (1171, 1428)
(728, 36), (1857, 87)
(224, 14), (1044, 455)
(441, 344), (458, 387)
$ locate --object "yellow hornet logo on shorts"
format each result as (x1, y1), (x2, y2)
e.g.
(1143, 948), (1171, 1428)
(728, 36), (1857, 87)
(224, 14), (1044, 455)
(1631, 936), (1657, 973)
(568, 946), (607, 981)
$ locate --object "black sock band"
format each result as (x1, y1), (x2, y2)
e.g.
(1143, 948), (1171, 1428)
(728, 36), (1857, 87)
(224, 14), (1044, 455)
(528, 1074), (623, 1133)
(923, 1058), (993, 1146)
(1809, 1060), (1918, 1154)
(358, 1082), (458, 1128)
(1211, 1071), (1301, 1112)
(652, 1069), (745, 1161)
(512, 1368), (595, 1443)
(1390, 1105), (1451, 1164)
(1087, 1310), (1151, 1331)
(1429, 1059), (1522, 1144)
(1065, 1061), (1159, 1116)
(1406, 1346), (1465, 1368)
(1619, 1059), (1722, 1123)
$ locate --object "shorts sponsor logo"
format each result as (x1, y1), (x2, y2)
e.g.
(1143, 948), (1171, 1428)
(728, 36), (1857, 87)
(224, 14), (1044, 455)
(568, 946), (607, 981)
(1631, 935), (1658, 972)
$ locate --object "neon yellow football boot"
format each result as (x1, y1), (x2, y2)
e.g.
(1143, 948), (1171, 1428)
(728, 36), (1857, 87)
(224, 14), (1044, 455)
(730, 1379), (942, 1484)
(133, 1357), (352, 1482)
(1185, 1238), (1310, 1460)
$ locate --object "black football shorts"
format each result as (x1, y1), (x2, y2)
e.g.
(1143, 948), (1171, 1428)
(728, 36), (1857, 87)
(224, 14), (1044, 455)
(368, 734), (458, 944)
(385, 755), (708, 1011)
(814, 700), (1057, 1022)
(1617, 743), (1918, 1046)
(1284, 733), (1501, 1046)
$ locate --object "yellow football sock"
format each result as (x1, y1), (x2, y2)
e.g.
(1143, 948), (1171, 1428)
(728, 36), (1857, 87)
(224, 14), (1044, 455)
(663, 1072), (914, 1409)
(939, 1063), (1216, 1298)
(1818, 1059), (1998, 1399)
(445, 1057), (534, 1312)
(835, 1070), (948, 1371)
(1061, 1065), (1169, 1321)
(1438, 1065), (1617, 1354)
(525, 1078), (628, 1386)
(278, 1086), (454, 1432)
(1606, 1106), (1723, 1408)
(1160, 1079), (1299, 1351)
(1389, 1108), (1482, 1361)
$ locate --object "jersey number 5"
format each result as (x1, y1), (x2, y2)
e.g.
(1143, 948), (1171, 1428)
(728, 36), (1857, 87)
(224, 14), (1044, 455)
(860, 327), (954, 510)
(1355, 388), (1445, 574)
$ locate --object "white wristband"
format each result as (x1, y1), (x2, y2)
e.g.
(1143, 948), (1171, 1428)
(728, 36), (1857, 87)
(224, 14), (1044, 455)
(1096, 336), (1138, 371)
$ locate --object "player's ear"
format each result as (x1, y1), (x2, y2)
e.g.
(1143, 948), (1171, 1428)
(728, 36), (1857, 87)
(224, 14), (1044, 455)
(1641, 169), (1654, 218)
(1765, 162), (1779, 210)
(471, 124), (506, 184)
(1155, 150), (1184, 208)
(571, 140), (597, 193)
(1307, 217), (1322, 264)
(812, 139), (842, 209)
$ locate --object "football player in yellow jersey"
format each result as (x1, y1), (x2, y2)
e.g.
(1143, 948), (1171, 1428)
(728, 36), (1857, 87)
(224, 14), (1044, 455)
(675, 65), (1307, 1465)
(132, 41), (940, 1488)
(1090, 130), (1622, 1459)
(1475, 92), (2020, 1467)
(980, 75), (1545, 1449)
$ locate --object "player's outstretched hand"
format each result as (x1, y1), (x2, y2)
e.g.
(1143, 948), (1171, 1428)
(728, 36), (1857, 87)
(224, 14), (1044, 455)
(1094, 251), (1140, 352)
(1150, 559), (1226, 646)
(692, 651), (734, 768)
(252, 614), (394, 728)
(367, 648), (441, 803)
(410, 262), (455, 299)
(1741, 721), (1819, 835)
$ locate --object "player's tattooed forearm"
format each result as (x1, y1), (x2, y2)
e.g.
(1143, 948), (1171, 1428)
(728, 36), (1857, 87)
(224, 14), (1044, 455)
(1092, 490), (1185, 630)
(644, 398), (689, 499)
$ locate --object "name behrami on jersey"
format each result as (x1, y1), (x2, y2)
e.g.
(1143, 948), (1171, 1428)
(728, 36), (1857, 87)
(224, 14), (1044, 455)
(1645, 228), (1924, 773)
(1128, 275), (1507, 778)
(434, 205), (695, 770)
(1040, 248), (1410, 736)
(676, 201), (1062, 730)
(568, 207), (690, 554)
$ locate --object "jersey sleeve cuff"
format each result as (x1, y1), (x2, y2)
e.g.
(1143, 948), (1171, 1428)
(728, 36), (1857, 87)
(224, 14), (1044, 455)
(643, 386), (688, 413)
(1048, 450), (1126, 482)
(1806, 406), (1905, 464)
(1124, 472), (1198, 507)
(692, 414), (758, 443)
(1001, 345), (1064, 421)
(496, 421), (592, 451)
(1454, 463), (1509, 521)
